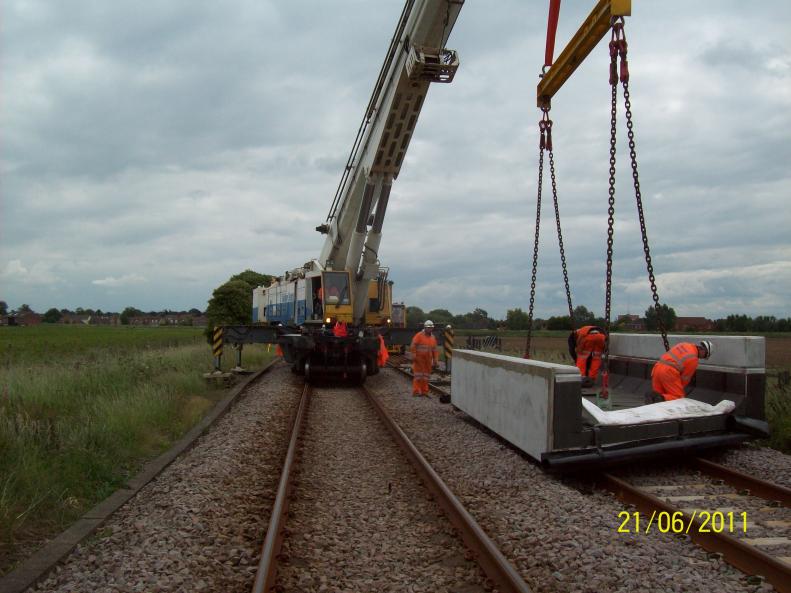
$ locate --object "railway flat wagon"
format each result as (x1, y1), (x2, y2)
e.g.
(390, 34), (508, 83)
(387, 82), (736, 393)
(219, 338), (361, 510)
(450, 334), (767, 469)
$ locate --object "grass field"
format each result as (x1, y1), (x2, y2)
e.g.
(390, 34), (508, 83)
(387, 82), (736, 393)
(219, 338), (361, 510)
(0, 325), (273, 575)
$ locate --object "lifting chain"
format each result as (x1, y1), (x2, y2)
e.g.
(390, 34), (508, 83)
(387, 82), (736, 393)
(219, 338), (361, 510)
(601, 23), (620, 397)
(524, 112), (549, 358)
(549, 132), (575, 325)
(601, 19), (669, 393)
(525, 108), (574, 358)
(622, 56), (670, 352)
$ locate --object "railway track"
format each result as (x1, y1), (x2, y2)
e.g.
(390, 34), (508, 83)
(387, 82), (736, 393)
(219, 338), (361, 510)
(387, 353), (452, 400)
(252, 381), (531, 593)
(600, 458), (791, 593)
(18, 361), (790, 593)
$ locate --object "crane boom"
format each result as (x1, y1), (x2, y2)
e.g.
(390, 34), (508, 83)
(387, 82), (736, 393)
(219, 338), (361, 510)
(317, 0), (463, 323)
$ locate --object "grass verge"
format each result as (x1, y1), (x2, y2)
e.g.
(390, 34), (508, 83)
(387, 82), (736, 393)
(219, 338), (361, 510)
(0, 326), (272, 575)
(765, 370), (791, 453)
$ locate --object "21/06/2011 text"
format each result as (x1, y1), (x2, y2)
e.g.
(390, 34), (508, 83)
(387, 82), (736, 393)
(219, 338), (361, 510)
(617, 511), (748, 534)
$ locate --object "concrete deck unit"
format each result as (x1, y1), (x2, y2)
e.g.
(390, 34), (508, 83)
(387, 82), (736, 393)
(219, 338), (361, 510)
(450, 335), (767, 468)
(450, 350), (580, 460)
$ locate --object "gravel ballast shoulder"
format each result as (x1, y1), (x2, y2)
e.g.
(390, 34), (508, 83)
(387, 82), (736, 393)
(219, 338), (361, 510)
(705, 445), (791, 489)
(368, 368), (780, 593)
(31, 365), (301, 593)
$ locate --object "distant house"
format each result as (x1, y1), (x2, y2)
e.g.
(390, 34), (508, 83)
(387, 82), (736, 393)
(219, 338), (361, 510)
(129, 316), (162, 326)
(89, 314), (120, 326)
(191, 315), (209, 327)
(60, 314), (91, 325)
(674, 316), (715, 332)
(616, 314), (645, 331)
(9, 312), (43, 326)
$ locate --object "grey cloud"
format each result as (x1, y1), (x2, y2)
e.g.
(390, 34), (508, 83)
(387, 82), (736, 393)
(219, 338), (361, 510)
(2, 0), (790, 318)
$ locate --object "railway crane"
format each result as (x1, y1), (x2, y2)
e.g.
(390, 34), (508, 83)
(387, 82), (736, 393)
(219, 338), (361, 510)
(218, 0), (464, 382)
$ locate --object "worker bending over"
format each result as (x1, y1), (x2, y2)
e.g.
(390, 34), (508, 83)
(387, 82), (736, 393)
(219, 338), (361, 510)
(569, 325), (606, 387)
(650, 340), (712, 402)
(410, 320), (439, 397)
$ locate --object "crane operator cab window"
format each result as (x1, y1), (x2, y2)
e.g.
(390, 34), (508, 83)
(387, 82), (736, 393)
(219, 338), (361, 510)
(310, 277), (323, 320)
(322, 272), (351, 305)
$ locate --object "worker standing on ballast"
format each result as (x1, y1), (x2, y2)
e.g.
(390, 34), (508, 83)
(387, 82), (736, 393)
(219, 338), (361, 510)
(410, 320), (439, 397)
(650, 340), (712, 402)
(569, 325), (606, 387)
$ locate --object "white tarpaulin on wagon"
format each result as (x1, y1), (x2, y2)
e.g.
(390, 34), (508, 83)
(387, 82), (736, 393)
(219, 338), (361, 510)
(581, 397), (736, 426)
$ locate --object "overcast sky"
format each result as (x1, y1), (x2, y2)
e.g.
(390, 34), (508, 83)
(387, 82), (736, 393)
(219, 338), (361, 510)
(2, 0), (790, 319)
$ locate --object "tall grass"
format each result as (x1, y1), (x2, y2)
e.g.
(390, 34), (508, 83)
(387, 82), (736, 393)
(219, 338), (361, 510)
(765, 370), (791, 453)
(0, 326), (272, 573)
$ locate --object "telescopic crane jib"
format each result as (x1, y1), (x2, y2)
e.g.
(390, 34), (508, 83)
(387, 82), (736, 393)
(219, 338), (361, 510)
(216, 0), (464, 383)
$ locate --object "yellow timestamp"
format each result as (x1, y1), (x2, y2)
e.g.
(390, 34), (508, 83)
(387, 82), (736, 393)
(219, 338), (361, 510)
(617, 510), (748, 534)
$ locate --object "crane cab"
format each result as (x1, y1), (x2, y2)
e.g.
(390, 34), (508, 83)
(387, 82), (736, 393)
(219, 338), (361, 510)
(320, 271), (353, 324)
(254, 268), (390, 329)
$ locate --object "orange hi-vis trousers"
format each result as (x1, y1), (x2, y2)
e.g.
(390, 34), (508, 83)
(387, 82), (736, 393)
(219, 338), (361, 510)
(410, 331), (438, 396)
(651, 364), (686, 400)
(575, 332), (606, 379)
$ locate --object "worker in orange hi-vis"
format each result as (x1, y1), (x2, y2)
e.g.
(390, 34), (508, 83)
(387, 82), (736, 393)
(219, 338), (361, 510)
(650, 340), (712, 402)
(569, 325), (607, 388)
(376, 334), (389, 367)
(409, 319), (439, 397)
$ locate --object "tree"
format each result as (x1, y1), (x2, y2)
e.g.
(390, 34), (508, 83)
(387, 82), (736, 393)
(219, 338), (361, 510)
(17, 304), (33, 314)
(753, 315), (777, 332)
(42, 308), (62, 323)
(547, 315), (572, 330)
(644, 304), (677, 331)
(505, 308), (530, 330)
(724, 314), (750, 332)
(205, 280), (254, 341)
(427, 308), (454, 326)
(0, 301), (7, 316)
(188, 308), (203, 316)
(120, 306), (143, 325)
(572, 305), (596, 326)
(406, 306), (426, 326)
(230, 269), (273, 289)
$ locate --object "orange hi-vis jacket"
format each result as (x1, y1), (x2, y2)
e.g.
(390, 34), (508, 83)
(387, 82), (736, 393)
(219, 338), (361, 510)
(575, 325), (606, 379)
(651, 342), (700, 401)
(410, 331), (439, 395)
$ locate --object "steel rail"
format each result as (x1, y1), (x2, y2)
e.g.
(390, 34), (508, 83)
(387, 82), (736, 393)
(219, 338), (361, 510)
(691, 457), (791, 507)
(600, 473), (791, 593)
(362, 386), (533, 593)
(386, 357), (451, 399)
(251, 384), (311, 593)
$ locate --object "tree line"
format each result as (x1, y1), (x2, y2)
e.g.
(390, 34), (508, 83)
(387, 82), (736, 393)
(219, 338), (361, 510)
(713, 314), (791, 333)
(504, 304), (677, 331)
(7, 276), (791, 333)
(0, 300), (205, 325)
(412, 304), (791, 333)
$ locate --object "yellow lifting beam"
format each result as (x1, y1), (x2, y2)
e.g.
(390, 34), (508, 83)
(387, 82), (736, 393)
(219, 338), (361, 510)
(537, 0), (631, 109)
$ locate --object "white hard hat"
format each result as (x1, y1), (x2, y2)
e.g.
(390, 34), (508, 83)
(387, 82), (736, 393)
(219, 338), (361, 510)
(699, 340), (713, 359)
(424, 319), (434, 328)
